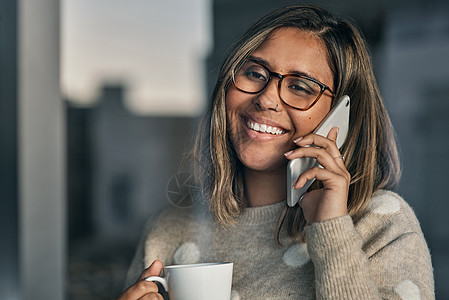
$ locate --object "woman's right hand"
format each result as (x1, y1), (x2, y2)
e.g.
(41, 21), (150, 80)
(117, 260), (164, 300)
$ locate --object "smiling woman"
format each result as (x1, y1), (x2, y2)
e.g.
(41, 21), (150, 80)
(226, 28), (334, 177)
(119, 5), (435, 300)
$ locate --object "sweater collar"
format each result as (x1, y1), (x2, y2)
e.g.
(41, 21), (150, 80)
(236, 201), (286, 226)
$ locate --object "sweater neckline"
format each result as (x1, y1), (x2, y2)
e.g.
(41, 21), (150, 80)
(236, 201), (286, 226)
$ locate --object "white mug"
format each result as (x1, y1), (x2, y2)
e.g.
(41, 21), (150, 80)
(145, 262), (233, 300)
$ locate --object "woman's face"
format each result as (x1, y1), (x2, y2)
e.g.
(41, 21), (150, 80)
(226, 27), (334, 173)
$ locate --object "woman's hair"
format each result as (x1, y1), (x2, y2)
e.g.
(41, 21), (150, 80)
(193, 5), (401, 242)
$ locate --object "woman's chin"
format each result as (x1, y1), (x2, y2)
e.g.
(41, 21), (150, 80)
(239, 156), (287, 173)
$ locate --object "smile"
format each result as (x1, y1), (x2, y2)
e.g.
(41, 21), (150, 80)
(245, 120), (286, 135)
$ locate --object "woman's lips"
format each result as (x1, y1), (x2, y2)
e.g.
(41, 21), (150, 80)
(242, 116), (289, 136)
(245, 119), (286, 135)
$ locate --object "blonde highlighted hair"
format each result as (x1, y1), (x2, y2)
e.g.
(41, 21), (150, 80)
(193, 5), (400, 242)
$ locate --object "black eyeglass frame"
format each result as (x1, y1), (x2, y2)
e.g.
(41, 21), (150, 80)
(231, 59), (336, 111)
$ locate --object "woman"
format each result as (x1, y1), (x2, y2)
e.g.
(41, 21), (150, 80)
(119, 5), (434, 299)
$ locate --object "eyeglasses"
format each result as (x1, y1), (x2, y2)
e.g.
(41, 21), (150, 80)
(231, 59), (335, 111)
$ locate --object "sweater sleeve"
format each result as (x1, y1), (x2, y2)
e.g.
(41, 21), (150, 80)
(306, 215), (381, 299)
(305, 192), (434, 300)
(123, 207), (198, 289)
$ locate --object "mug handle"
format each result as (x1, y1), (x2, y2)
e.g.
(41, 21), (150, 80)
(144, 276), (168, 291)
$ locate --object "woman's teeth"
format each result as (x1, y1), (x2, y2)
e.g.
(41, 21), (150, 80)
(246, 120), (285, 135)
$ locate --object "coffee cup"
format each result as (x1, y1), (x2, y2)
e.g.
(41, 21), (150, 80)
(144, 262), (233, 300)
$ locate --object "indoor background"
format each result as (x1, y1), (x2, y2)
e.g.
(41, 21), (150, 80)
(1, 0), (448, 299)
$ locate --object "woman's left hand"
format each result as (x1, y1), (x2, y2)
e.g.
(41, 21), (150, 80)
(284, 127), (351, 224)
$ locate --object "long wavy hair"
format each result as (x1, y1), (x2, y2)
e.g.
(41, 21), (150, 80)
(193, 5), (400, 243)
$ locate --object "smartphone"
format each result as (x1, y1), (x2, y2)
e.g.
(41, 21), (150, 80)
(286, 95), (350, 207)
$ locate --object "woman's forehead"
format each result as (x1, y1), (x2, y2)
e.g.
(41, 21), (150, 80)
(250, 27), (333, 89)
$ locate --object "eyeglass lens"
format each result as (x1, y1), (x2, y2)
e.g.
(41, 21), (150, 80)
(233, 61), (324, 110)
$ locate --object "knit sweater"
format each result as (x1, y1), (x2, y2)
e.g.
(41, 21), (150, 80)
(125, 190), (434, 299)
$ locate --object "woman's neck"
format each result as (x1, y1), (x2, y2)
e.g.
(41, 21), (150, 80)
(243, 167), (287, 207)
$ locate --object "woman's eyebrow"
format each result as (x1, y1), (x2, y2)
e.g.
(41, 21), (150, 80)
(248, 55), (318, 80)
(248, 56), (271, 68)
(288, 69), (317, 80)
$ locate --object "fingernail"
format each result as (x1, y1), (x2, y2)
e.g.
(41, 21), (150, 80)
(284, 150), (293, 156)
(293, 137), (303, 143)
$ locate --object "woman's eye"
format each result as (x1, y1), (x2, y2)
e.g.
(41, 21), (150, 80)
(287, 78), (317, 95)
(245, 70), (266, 81)
(289, 83), (311, 94)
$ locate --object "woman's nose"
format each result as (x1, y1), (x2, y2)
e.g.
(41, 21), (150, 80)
(253, 78), (282, 112)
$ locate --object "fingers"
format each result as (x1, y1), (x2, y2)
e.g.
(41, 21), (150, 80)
(285, 127), (350, 223)
(293, 127), (340, 157)
(294, 166), (349, 190)
(286, 130), (345, 169)
(284, 127), (350, 189)
(326, 126), (339, 143)
(137, 293), (164, 300)
(287, 146), (343, 175)
(117, 260), (164, 300)
(118, 281), (160, 300)
(140, 260), (164, 281)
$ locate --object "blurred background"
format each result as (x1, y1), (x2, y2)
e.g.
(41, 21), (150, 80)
(1, 0), (448, 299)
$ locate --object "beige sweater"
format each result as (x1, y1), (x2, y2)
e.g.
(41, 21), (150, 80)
(125, 190), (434, 299)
